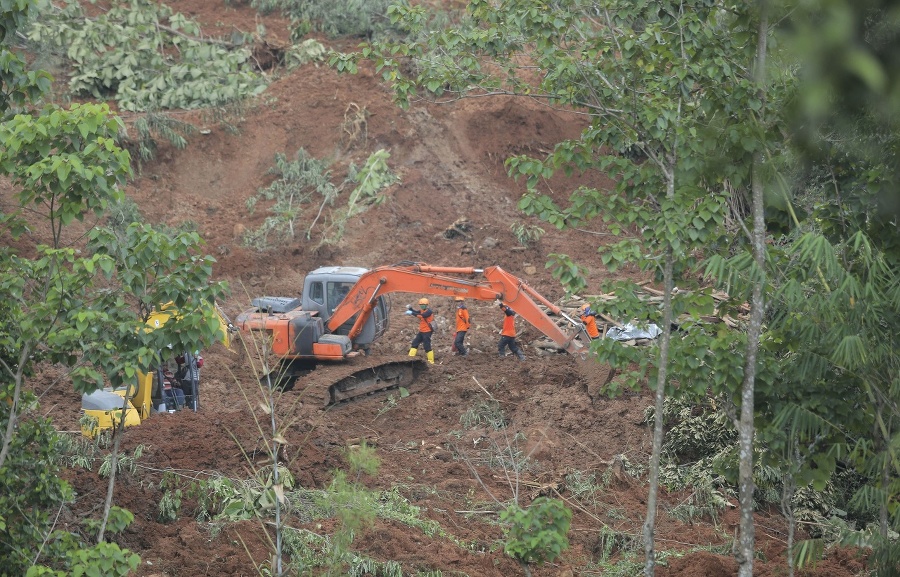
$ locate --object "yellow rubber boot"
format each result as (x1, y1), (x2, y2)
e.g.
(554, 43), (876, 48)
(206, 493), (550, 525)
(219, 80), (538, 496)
(408, 348), (418, 357)
(426, 351), (435, 364)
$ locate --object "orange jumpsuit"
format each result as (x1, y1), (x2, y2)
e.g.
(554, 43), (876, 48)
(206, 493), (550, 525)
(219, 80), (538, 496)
(580, 311), (600, 339)
(498, 304), (525, 360)
(410, 307), (434, 352)
(453, 302), (470, 355)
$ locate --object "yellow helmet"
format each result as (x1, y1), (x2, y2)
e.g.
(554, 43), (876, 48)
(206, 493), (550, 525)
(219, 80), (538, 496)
(418, 298), (429, 306)
(454, 297), (464, 302)
(580, 303), (592, 314)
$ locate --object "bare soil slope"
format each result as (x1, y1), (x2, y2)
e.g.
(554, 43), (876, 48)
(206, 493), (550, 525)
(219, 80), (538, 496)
(30, 1), (866, 576)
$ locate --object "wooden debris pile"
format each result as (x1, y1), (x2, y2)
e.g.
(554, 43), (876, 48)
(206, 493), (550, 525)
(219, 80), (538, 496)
(529, 282), (750, 353)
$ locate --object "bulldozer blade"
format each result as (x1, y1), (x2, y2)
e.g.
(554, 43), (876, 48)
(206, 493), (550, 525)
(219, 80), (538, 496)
(327, 358), (426, 405)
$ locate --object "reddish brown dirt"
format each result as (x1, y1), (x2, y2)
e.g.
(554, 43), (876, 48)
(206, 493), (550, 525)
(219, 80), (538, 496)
(22, 1), (867, 576)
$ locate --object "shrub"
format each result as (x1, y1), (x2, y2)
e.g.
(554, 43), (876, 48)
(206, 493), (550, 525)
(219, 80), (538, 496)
(501, 497), (572, 568)
(253, 0), (412, 40)
(510, 222), (545, 247)
(243, 149), (337, 249)
(28, 0), (267, 112)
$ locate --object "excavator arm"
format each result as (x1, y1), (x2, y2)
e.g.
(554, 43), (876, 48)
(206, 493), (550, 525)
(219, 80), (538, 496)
(328, 264), (584, 354)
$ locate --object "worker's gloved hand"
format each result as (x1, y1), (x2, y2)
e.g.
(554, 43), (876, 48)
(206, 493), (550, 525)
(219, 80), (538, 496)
(497, 301), (504, 308)
(406, 304), (413, 310)
(404, 310), (414, 316)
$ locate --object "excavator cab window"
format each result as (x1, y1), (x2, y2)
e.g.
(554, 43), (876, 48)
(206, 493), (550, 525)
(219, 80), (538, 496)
(309, 281), (324, 305)
(328, 282), (353, 314)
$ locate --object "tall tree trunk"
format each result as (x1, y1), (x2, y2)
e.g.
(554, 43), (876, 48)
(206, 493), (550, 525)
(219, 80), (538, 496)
(877, 402), (890, 538)
(97, 396), (130, 543)
(781, 470), (796, 577)
(0, 350), (31, 471)
(643, 248), (675, 577)
(643, 164), (677, 577)
(736, 3), (769, 575)
(269, 378), (284, 577)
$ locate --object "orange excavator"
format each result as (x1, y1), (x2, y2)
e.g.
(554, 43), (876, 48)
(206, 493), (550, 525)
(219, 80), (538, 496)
(235, 262), (585, 405)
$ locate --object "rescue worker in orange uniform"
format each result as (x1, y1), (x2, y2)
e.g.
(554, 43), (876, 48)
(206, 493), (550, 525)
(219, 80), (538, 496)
(579, 303), (601, 340)
(498, 302), (525, 360)
(452, 297), (470, 356)
(406, 297), (435, 364)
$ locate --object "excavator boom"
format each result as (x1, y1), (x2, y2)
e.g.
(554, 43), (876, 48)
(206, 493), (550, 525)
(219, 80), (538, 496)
(329, 264), (583, 354)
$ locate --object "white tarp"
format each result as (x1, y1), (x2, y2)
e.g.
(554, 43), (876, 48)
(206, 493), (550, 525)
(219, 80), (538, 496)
(606, 323), (662, 341)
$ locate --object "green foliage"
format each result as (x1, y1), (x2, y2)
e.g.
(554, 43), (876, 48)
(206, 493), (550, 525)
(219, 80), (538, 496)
(286, 38), (327, 69)
(77, 222), (228, 392)
(242, 147), (399, 248)
(28, 542), (141, 577)
(317, 444), (381, 577)
(104, 197), (144, 239)
(460, 399), (507, 431)
(278, 533), (405, 577)
(345, 149), (398, 217)
(7, 426), (140, 576)
(276, 483), (467, 575)
(0, 1), (227, 573)
(127, 112), (198, 167)
(375, 486), (443, 538)
(28, 0), (267, 111)
(563, 469), (606, 506)
(0, 103), (131, 240)
(98, 444), (145, 478)
(158, 472), (184, 523)
(591, 525), (640, 564)
(334, 0), (900, 572)
(81, 507), (135, 538)
(188, 475), (242, 521)
(328, 149), (399, 244)
(375, 393), (399, 418)
(254, 0), (412, 40)
(510, 222), (545, 247)
(500, 497), (572, 566)
(243, 148), (338, 249)
(0, 395), (73, 576)
(0, 1), (53, 114)
(668, 475), (729, 526)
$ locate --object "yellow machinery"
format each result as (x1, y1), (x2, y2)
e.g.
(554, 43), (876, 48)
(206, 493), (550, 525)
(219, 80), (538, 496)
(81, 303), (231, 437)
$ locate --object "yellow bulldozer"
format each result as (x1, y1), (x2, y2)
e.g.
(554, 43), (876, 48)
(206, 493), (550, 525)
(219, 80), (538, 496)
(80, 303), (232, 437)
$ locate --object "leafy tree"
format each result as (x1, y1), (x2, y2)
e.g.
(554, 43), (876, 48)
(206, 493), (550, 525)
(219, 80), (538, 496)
(0, 391), (73, 575)
(0, 102), (132, 468)
(708, 2), (900, 574)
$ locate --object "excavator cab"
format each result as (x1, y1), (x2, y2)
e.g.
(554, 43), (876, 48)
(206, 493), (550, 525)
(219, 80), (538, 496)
(302, 267), (390, 348)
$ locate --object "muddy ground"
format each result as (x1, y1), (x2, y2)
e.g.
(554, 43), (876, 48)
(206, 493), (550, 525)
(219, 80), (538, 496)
(23, 1), (868, 575)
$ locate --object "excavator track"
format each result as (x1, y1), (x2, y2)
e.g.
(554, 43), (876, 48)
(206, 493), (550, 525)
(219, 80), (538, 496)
(273, 355), (427, 407)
